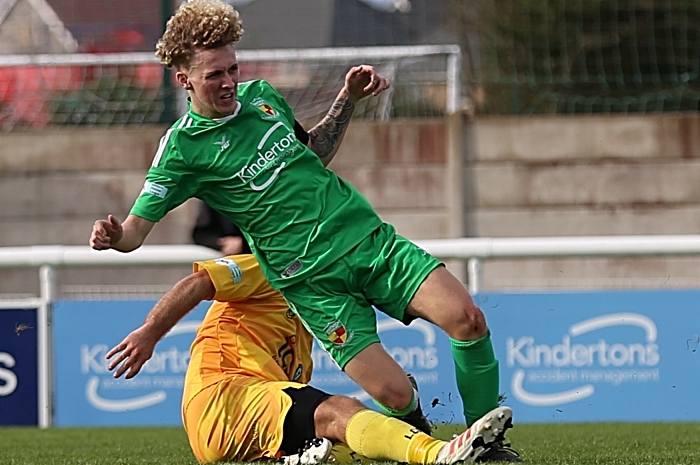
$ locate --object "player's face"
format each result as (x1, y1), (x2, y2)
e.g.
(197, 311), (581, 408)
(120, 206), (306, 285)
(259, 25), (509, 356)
(177, 45), (240, 119)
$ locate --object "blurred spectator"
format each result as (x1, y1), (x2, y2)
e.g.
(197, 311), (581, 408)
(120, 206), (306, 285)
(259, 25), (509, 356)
(192, 201), (251, 255)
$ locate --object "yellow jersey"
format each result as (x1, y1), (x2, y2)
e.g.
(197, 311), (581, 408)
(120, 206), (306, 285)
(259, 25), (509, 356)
(183, 254), (314, 402)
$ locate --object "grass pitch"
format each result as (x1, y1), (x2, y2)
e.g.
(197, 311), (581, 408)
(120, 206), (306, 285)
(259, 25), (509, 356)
(2, 422), (700, 464)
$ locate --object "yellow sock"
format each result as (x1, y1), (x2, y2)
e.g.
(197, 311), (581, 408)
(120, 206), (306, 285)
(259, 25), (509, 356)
(330, 444), (371, 463)
(345, 410), (447, 464)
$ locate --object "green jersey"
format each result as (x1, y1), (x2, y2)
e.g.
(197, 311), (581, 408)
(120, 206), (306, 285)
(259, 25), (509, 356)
(131, 80), (382, 288)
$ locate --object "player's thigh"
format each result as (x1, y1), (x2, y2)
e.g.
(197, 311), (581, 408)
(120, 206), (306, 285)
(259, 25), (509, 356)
(183, 377), (304, 463)
(360, 227), (485, 339)
(280, 268), (380, 370)
(360, 225), (442, 322)
(407, 265), (486, 339)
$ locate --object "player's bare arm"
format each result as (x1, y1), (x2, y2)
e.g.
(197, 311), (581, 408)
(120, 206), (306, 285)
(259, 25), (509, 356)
(307, 96), (354, 166)
(106, 269), (215, 379)
(89, 214), (156, 252)
(308, 65), (390, 166)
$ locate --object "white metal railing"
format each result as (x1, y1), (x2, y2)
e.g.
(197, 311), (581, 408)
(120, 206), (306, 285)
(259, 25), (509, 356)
(414, 235), (700, 294)
(4, 235), (700, 296)
(0, 244), (220, 268)
(3, 236), (700, 427)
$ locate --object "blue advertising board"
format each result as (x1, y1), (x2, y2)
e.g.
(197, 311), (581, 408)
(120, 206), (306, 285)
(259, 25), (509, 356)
(53, 300), (208, 426)
(51, 289), (700, 426)
(0, 308), (38, 426)
(480, 289), (700, 423)
(52, 299), (463, 427)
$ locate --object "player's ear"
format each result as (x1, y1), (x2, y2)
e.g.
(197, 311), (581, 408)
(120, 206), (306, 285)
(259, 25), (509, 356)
(176, 71), (192, 90)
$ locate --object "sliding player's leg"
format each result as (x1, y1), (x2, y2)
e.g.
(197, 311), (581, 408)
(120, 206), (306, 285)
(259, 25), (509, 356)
(182, 372), (516, 464)
(280, 383), (438, 463)
(314, 395), (516, 464)
(182, 374), (438, 464)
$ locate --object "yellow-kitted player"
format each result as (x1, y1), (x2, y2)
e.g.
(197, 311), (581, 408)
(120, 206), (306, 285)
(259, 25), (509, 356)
(106, 254), (514, 464)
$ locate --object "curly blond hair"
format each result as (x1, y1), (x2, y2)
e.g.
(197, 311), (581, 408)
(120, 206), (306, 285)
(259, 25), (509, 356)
(156, 0), (244, 70)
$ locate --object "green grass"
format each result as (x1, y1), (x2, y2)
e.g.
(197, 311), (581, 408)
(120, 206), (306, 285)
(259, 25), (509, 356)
(0, 427), (193, 465)
(2, 423), (700, 464)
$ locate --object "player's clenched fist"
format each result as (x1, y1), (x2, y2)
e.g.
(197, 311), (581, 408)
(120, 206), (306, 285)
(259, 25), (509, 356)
(343, 65), (391, 101)
(90, 214), (123, 250)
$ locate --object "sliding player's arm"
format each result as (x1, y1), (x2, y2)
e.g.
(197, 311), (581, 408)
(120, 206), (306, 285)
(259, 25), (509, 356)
(106, 269), (215, 379)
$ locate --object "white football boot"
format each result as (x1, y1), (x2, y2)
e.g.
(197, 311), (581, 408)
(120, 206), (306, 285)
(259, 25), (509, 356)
(436, 406), (514, 464)
(282, 438), (333, 465)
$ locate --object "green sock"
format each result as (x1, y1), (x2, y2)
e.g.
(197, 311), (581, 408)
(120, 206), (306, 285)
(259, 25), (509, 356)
(450, 329), (500, 426)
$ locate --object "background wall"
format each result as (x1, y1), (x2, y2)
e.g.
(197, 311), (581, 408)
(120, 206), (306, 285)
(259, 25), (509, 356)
(1, 113), (699, 295)
(468, 114), (700, 290)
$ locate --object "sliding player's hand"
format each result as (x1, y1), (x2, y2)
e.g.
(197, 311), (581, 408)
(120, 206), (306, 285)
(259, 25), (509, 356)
(106, 326), (158, 379)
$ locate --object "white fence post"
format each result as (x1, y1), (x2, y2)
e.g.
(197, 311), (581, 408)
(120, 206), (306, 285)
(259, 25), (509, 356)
(38, 265), (56, 428)
(467, 257), (482, 295)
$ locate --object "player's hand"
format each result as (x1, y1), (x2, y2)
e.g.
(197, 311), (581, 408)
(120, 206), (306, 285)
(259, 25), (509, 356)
(343, 65), (390, 101)
(106, 327), (158, 379)
(90, 214), (123, 250)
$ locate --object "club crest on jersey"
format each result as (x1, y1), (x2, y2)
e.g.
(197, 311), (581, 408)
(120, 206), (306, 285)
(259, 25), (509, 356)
(324, 320), (354, 347)
(251, 97), (279, 120)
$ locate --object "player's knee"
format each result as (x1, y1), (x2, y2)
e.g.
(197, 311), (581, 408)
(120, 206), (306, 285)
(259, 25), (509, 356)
(371, 378), (414, 410)
(314, 395), (365, 440)
(447, 303), (487, 341)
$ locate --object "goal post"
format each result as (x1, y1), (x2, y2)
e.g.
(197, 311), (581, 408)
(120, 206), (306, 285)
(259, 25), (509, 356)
(0, 45), (463, 129)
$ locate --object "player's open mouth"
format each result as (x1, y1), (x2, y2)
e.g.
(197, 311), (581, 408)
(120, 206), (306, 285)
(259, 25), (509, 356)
(221, 93), (234, 103)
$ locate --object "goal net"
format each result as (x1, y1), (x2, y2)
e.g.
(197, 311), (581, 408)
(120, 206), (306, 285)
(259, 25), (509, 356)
(0, 45), (462, 130)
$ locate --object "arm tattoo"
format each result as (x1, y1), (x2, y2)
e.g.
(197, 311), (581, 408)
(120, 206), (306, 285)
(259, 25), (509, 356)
(308, 97), (355, 161)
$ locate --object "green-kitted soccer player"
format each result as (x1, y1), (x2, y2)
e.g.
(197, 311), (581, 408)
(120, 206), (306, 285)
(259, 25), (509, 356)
(89, 1), (518, 460)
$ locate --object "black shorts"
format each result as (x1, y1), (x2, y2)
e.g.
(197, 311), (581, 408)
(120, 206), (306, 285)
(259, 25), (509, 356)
(280, 385), (331, 454)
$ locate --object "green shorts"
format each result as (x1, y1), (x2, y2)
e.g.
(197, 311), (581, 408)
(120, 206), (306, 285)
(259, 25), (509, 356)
(279, 222), (441, 369)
